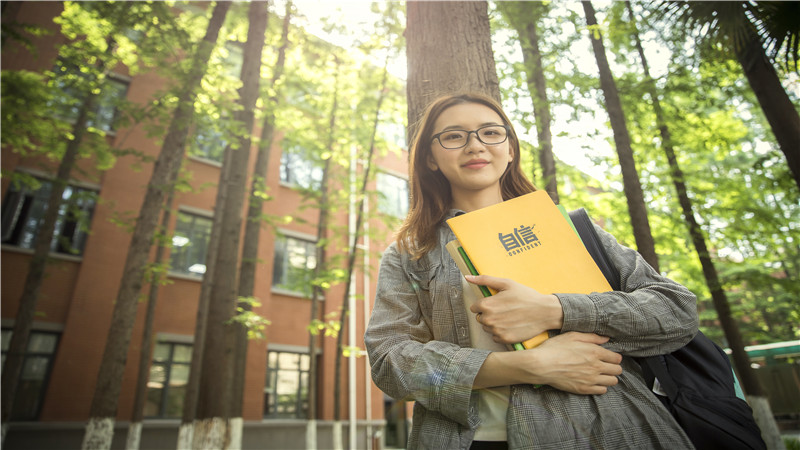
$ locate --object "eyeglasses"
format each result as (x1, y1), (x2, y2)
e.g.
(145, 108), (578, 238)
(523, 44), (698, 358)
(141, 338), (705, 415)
(431, 125), (510, 150)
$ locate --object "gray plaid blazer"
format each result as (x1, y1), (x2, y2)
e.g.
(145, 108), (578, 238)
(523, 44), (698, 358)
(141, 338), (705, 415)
(365, 210), (698, 449)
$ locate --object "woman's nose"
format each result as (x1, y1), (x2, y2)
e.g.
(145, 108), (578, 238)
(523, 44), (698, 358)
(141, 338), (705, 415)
(463, 132), (485, 153)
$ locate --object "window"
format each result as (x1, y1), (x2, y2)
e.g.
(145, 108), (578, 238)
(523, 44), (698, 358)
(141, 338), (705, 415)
(169, 211), (212, 276)
(264, 350), (310, 418)
(2, 177), (97, 256)
(51, 62), (129, 132)
(189, 117), (228, 163)
(280, 145), (323, 190)
(272, 234), (317, 296)
(1, 329), (60, 421)
(144, 341), (192, 418)
(377, 172), (409, 218)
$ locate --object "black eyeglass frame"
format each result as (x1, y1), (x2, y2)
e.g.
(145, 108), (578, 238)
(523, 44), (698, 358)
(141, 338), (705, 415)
(431, 124), (511, 150)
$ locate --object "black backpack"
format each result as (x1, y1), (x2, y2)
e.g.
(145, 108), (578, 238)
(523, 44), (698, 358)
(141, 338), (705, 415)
(569, 208), (766, 450)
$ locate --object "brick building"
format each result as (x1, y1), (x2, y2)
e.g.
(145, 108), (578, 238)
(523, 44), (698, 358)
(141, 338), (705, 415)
(1, 2), (409, 448)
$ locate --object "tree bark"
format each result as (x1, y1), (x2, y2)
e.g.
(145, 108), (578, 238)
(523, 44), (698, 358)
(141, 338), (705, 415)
(194, 3), (268, 449)
(178, 151), (225, 450)
(80, 4), (230, 449)
(307, 56), (341, 450)
(497, 2), (558, 202)
(2, 48), (105, 444)
(405, 1), (500, 138)
(626, 4), (784, 447)
(125, 190), (175, 450)
(332, 51), (392, 450)
(231, 1), (293, 425)
(582, 1), (659, 272)
(734, 31), (800, 192)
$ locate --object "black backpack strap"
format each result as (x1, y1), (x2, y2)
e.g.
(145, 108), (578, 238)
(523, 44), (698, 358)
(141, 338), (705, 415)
(569, 208), (620, 290)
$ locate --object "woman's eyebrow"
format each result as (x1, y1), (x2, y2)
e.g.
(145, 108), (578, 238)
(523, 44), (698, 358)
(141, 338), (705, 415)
(439, 121), (502, 131)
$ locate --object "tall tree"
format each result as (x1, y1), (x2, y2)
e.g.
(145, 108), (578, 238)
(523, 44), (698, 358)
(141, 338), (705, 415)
(664, 1), (800, 192)
(624, 4), (785, 448)
(125, 191), (175, 450)
(3, 1), (154, 444)
(80, 3), (231, 449)
(332, 50), (396, 450)
(405, 1), (500, 135)
(306, 54), (342, 450)
(178, 159), (224, 450)
(193, 2), (268, 449)
(582, 1), (659, 272)
(230, 0), (293, 441)
(496, 1), (559, 202)
(2, 36), (111, 447)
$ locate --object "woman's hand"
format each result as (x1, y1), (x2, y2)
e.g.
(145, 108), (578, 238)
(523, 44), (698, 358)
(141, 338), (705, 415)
(475, 332), (623, 395)
(525, 332), (623, 394)
(466, 274), (563, 344)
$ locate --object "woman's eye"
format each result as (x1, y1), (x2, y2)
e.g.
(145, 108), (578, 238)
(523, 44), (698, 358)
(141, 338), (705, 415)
(442, 132), (465, 141)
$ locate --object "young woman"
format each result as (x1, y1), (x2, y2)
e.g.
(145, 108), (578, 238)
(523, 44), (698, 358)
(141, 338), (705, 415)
(364, 93), (699, 449)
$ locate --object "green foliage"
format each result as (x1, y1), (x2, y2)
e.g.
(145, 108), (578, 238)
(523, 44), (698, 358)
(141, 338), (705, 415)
(490, 0), (799, 348)
(229, 297), (272, 340)
(0, 70), (70, 154)
(308, 312), (342, 338)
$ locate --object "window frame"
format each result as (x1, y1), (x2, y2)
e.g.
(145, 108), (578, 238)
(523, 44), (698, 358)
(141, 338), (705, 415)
(168, 207), (214, 279)
(50, 61), (130, 134)
(271, 230), (318, 298)
(1, 172), (99, 258)
(1, 328), (61, 421)
(263, 349), (311, 419)
(279, 144), (324, 191)
(144, 340), (193, 419)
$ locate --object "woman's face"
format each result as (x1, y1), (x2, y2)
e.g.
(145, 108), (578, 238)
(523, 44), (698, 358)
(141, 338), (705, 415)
(426, 102), (513, 209)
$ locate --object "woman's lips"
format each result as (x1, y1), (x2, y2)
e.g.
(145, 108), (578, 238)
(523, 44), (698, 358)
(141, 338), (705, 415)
(462, 159), (489, 169)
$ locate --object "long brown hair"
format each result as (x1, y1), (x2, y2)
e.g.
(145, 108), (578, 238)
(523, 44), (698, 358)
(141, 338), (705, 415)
(397, 93), (536, 259)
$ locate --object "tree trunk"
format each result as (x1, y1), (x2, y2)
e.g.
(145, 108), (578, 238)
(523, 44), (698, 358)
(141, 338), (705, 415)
(2, 48), (106, 445)
(80, 4), (230, 449)
(734, 31), (800, 192)
(307, 56), (341, 450)
(497, 2), (558, 202)
(405, 1), (500, 137)
(194, 3), (267, 449)
(332, 51), (392, 450)
(125, 190), (175, 450)
(626, 4), (784, 448)
(230, 1), (291, 443)
(582, 1), (659, 272)
(178, 153), (226, 450)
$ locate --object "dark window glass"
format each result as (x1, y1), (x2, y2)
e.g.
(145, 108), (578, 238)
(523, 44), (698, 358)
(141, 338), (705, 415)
(280, 145), (323, 190)
(272, 235), (316, 296)
(50, 62), (129, 132)
(1, 177), (96, 256)
(1, 329), (60, 421)
(169, 211), (212, 276)
(144, 341), (192, 418)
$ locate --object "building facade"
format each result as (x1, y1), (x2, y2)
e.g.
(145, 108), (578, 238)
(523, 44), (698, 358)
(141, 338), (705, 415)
(1, 2), (409, 448)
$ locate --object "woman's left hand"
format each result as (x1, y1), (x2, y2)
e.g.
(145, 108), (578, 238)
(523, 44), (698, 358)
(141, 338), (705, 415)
(466, 274), (564, 344)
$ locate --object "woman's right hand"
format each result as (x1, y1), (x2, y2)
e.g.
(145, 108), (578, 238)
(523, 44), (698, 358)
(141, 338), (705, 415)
(475, 332), (623, 395)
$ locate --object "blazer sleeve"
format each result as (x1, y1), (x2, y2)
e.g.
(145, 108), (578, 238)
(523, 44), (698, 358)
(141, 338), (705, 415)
(364, 243), (488, 429)
(556, 224), (699, 356)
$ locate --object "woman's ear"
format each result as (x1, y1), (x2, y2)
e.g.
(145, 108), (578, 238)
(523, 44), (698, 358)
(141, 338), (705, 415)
(426, 155), (439, 171)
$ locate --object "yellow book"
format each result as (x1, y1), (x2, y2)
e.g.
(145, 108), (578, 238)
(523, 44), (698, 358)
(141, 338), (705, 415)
(446, 190), (612, 350)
